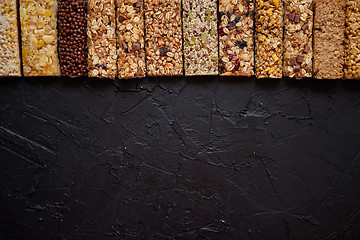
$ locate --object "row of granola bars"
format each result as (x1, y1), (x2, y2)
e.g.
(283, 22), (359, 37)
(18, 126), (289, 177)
(0, 0), (358, 79)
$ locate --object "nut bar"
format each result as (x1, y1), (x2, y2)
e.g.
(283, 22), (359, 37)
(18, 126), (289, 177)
(255, 0), (283, 78)
(313, 0), (345, 79)
(183, 0), (218, 76)
(145, 0), (183, 76)
(87, 0), (117, 78)
(283, 0), (313, 78)
(0, 0), (21, 77)
(58, 0), (87, 77)
(219, 0), (254, 76)
(20, 0), (60, 76)
(116, 0), (145, 79)
(345, 0), (360, 79)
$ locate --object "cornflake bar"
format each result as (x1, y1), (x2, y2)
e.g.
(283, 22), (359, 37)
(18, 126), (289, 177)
(219, 0), (254, 76)
(0, 0), (21, 77)
(20, 0), (60, 76)
(255, 0), (283, 78)
(116, 0), (145, 79)
(145, 0), (183, 76)
(345, 0), (360, 79)
(183, 0), (218, 76)
(87, 0), (117, 78)
(58, 0), (87, 77)
(313, 0), (345, 79)
(283, 0), (313, 78)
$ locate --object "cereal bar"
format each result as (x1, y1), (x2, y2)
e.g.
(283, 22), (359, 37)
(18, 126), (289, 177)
(219, 0), (254, 76)
(145, 0), (183, 76)
(345, 0), (360, 79)
(183, 0), (218, 76)
(20, 0), (60, 76)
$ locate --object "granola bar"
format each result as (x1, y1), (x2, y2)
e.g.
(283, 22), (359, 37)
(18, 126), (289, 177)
(283, 0), (313, 78)
(20, 0), (60, 76)
(145, 0), (183, 76)
(219, 0), (254, 76)
(255, 0), (283, 78)
(183, 0), (218, 76)
(345, 0), (360, 79)
(0, 0), (21, 77)
(87, 0), (117, 78)
(116, 0), (145, 79)
(313, 0), (345, 79)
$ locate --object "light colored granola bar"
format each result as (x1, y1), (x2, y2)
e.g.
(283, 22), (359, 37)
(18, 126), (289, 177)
(345, 0), (360, 79)
(87, 0), (117, 78)
(145, 0), (183, 76)
(117, 0), (145, 79)
(0, 0), (21, 77)
(183, 0), (218, 76)
(255, 0), (283, 78)
(284, 0), (313, 78)
(20, 0), (60, 76)
(219, 0), (254, 76)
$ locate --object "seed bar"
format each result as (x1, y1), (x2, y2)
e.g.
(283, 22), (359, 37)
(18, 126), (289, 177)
(116, 0), (145, 79)
(313, 0), (345, 79)
(219, 0), (254, 76)
(345, 0), (360, 79)
(20, 0), (60, 76)
(255, 0), (283, 78)
(58, 0), (87, 77)
(87, 0), (117, 78)
(145, 0), (183, 76)
(183, 0), (218, 76)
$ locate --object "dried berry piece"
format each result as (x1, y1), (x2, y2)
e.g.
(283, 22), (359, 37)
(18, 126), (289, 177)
(235, 40), (248, 49)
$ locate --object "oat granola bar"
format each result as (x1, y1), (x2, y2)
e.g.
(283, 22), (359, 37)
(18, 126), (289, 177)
(255, 0), (283, 78)
(20, 0), (60, 76)
(183, 0), (218, 76)
(283, 0), (313, 78)
(117, 0), (145, 79)
(87, 0), (117, 78)
(145, 0), (183, 76)
(313, 0), (345, 79)
(345, 0), (360, 79)
(0, 0), (21, 77)
(219, 0), (254, 76)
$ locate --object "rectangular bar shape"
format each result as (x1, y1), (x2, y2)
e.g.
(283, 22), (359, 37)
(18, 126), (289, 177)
(183, 0), (218, 76)
(313, 0), (345, 79)
(0, 0), (21, 77)
(20, 0), (60, 76)
(87, 0), (117, 78)
(219, 0), (254, 76)
(255, 0), (283, 78)
(145, 0), (183, 76)
(283, 0), (313, 78)
(116, 0), (145, 79)
(345, 0), (360, 79)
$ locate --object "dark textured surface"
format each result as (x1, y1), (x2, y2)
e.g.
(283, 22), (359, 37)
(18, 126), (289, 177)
(0, 76), (360, 240)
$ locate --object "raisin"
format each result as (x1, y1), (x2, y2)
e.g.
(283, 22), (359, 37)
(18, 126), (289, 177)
(160, 46), (168, 57)
(235, 40), (247, 49)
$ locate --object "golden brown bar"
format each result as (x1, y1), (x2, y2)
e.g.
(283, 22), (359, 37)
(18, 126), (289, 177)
(345, 0), (360, 79)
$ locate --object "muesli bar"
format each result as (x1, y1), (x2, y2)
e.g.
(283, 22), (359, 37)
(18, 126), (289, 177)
(255, 0), (283, 78)
(145, 0), (183, 76)
(183, 0), (218, 76)
(20, 0), (60, 76)
(345, 0), (360, 79)
(87, 0), (117, 78)
(283, 0), (313, 78)
(219, 0), (254, 76)
(116, 0), (145, 79)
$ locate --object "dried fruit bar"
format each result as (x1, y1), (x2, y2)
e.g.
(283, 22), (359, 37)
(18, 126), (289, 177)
(313, 0), (345, 79)
(20, 0), (60, 76)
(255, 0), (283, 78)
(183, 0), (218, 76)
(219, 0), (254, 76)
(145, 0), (183, 76)
(58, 0), (87, 77)
(345, 0), (360, 79)
(0, 0), (21, 77)
(283, 0), (313, 78)
(87, 0), (117, 78)
(116, 0), (145, 79)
